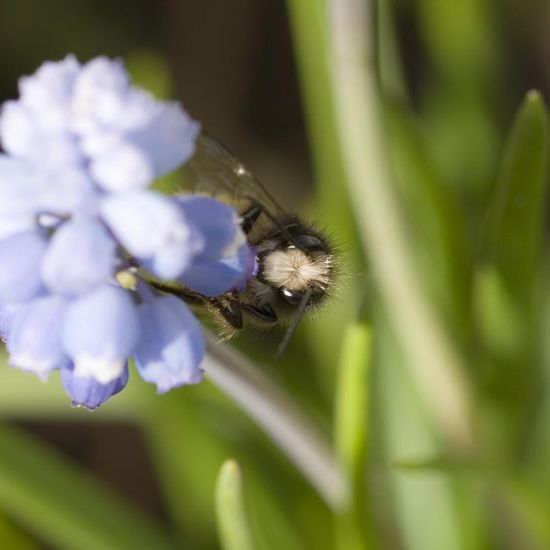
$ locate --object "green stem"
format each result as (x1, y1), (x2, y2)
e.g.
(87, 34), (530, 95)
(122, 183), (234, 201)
(204, 332), (348, 511)
(334, 322), (372, 549)
(326, 0), (474, 453)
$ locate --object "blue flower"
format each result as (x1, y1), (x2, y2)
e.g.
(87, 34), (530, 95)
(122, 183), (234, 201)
(176, 196), (257, 296)
(7, 295), (69, 379)
(134, 294), (205, 393)
(0, 56), (255, 407)
(61, 365), (129, 411)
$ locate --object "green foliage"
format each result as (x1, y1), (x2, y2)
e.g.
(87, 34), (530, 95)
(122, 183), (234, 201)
(334, 322), (371, 550)
(215, 460), (255, 550)
(1, 0), (550, 548)
(0, 425), (176, 550)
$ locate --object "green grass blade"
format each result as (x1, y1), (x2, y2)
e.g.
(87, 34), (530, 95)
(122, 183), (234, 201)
(285, 0), (356, 247)
(483, 91), (549, 305)
(492, 478), (550, 549)
(216, 460), (255, 550)
(375, 317), (466, 550)
(476, 91), (549, 457)
(0, 425), (176, 550)
(335, 323), (370, 478)
(334, 322), (371, 550)
(326, 0), (473, 452)
(286, 0), (362, 377)
(415, 0), (501, 196)
(386, 105), (471, 347)
(203, 335), (348, 511)
(0, 512), (38, 550)
(377, 0), (408, 101)
(144, 390), (306, 550)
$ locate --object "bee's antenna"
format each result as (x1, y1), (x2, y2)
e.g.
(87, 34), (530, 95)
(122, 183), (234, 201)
(274, 288), (313, 359)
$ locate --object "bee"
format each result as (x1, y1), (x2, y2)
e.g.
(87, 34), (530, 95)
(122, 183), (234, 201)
(151, 134), (337, 354)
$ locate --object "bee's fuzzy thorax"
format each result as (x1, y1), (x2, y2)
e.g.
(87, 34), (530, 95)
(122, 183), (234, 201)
(262, 248), (333, 292)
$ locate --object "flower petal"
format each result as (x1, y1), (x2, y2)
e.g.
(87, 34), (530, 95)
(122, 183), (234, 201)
(72, 56), (198, 187)
(62, 285), (139, 383)
(0, 230), (47, 304)
(61, 364), (129, 410)
(179, 243), (257, 296)
(0, 101), (39, 159)
(39, 167), (99, 217)
(90, 141), (153, 192)
(72, 56), (131, 138)
(7, 295), (69, 379)
(41, 217), (116, 297)
(177, 195), (245, 260)
(134, 295), (204, 393)
(18, 55), (80, 133)
(101, 191), (200, 278)
(1, 101), (84, 169)
(0, 156), (43, 237)
(0, 303), (22, 342)
(128, 96), (200, 178)
(1, 56), (83, 167)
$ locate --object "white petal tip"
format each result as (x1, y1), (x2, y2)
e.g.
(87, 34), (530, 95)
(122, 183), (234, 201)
(73, 357), (125, 384)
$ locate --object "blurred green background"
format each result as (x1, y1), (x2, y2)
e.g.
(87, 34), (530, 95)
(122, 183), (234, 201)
(1, 0), (550, 548)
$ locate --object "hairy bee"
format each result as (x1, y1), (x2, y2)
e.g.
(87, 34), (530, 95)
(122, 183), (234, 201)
(153, 134), (337, 352)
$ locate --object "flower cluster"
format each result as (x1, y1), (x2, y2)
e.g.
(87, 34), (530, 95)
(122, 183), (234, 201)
(0, 56), (255, 409)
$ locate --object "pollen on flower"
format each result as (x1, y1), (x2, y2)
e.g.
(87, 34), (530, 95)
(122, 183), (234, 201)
(116, 269), (138, 290)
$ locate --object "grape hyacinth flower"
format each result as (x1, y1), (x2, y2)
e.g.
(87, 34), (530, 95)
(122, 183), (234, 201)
(0, 55), (254, 409)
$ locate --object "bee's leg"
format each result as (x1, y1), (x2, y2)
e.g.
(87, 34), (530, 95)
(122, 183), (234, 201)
(210, 298), (244, 330)
(242, 303), (278, 324)
(241, 202), (263, 234)
(147, 280), (204, 306)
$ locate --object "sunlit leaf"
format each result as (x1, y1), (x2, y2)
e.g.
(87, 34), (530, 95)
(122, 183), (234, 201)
(334, 322), (371, 550)
(215, 460), (255, 550)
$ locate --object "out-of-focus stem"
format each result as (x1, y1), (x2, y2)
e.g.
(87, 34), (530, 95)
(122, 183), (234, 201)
(327, 0), (474, 453)
(203, 333), (349, 511)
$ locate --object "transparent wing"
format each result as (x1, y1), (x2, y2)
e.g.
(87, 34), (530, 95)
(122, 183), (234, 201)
(183, 133), (285, 215)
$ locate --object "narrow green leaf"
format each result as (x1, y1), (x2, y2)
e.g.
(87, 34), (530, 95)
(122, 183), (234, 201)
(415, 0), (501, 195)
(0, 512), (38, 550)
(334, 322), (371, 550)
(375, 316), (466, 550)
(144, 387), (306, 550)
(286, 0), (361, 376)
(483, 91), (549, 303)
(395, 457), (487, 474)
(0, 425), (176, 550)
(386, 106), (471, 347)
(493, 478), (550, 549)
(335, 323), (370, 480)
(285, 0), (356, 245)
(377, 0), (408, 102)
(216, 460), (255, 550)
(204, 336), (348, 511)
(327, 0), (474, 452)
(477, 92), (549, 456)
(473, 266), (524, 359)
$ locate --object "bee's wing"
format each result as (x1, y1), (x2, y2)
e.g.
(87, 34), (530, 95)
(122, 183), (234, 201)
(183, 134), (285, 215)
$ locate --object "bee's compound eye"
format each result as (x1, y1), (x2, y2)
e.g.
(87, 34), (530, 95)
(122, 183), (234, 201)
(292, 235), (325, 253)
(279, 287), (304, 306)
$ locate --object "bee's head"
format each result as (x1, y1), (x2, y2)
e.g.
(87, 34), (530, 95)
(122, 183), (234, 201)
(259, 233), (334, 310)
